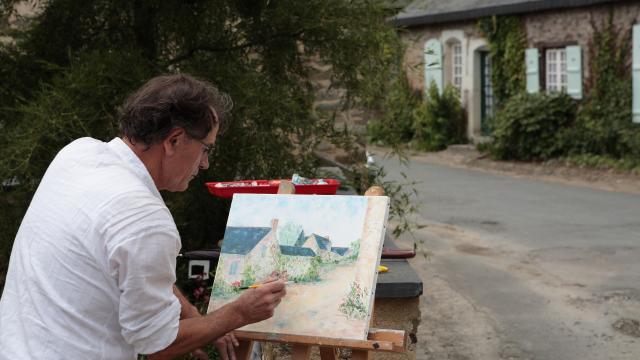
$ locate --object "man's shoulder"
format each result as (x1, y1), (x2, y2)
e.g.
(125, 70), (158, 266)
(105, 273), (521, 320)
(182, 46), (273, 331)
(58, 137), (104, 156)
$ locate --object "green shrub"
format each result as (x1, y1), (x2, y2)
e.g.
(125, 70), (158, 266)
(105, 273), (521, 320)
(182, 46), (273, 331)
(489, 92), (576, 160)
(367, 73), (420, 145)
(412, 83), (467, 151)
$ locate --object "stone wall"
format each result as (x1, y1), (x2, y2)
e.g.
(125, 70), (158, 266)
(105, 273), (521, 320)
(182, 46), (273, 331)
(400, 21), (482, 93)
(525, 3), (640, 84)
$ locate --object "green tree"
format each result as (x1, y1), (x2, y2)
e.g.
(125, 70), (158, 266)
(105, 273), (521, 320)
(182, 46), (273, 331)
(0, 0), (407, 292)
(277, 221), (303, 246)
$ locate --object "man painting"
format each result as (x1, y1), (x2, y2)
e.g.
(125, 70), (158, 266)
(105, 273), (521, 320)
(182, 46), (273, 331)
(0, 74), (286, 360)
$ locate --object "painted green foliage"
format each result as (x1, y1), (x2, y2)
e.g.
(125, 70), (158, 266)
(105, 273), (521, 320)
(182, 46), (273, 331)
(346, 239), (360, 261)
(339, 281), (368, 319)
(277, 222), (303, 246)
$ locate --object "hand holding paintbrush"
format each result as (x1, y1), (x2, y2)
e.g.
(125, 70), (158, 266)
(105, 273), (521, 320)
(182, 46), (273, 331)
(239, 270), (292, 290)
(239, 280), (295, 290)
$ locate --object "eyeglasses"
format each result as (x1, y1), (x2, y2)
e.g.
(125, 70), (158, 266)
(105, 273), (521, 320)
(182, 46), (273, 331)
(196, 139), (215, 156)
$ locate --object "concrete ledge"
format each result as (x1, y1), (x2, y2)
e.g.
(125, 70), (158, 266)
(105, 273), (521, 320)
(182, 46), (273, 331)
(376, 259), (423, 299)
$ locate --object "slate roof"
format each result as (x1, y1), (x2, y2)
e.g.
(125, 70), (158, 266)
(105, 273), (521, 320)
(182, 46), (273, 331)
(393, 0), (621, 27)
(294, 231), (307, 247)
(331, 247), (350, 256)
(311, 234), (331, 251)
(280, 245), (316, 257)
(221, 227), (271, 255)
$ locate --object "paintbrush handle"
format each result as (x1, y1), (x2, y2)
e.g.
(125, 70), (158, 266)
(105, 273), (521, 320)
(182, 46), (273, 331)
(239, 280), (294, 290)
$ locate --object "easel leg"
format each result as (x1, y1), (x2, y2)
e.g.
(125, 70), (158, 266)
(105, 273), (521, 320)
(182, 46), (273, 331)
(291, 344), (312, 359)
(319, 346), (338, 360)
(236, 340), (254, 360)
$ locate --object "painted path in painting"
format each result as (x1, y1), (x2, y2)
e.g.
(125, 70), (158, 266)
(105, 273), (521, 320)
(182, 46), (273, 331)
(216, 263), (369, 339)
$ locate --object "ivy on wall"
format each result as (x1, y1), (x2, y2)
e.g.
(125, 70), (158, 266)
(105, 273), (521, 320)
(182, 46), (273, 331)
(568, 10), (636, 158)
(478, 15), (527, 106)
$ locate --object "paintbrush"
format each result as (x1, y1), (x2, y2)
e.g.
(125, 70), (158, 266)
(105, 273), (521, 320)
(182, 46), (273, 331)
(239, 280), (295, 290)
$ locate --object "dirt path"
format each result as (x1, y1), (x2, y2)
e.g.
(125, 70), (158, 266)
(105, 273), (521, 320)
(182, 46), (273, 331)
(239, 262), (369, 339)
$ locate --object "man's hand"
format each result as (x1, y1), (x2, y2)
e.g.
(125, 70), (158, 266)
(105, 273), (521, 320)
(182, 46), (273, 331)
(234, 278), (287, 325)
(214, 332), (239, 360)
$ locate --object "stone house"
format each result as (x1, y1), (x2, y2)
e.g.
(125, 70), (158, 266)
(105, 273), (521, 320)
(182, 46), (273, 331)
(220, 219), (333, 283)
(298, 233), (333, 261)
(393, 0), (640, 142)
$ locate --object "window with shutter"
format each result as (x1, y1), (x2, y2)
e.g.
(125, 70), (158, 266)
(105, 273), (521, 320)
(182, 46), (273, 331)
(424, 39), (443, 95)
(526, 48), (540, 93)
(565, 45), (582, 99)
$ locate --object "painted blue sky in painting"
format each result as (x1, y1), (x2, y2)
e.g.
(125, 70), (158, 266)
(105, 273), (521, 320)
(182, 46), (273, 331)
(226, 194), (368, 247)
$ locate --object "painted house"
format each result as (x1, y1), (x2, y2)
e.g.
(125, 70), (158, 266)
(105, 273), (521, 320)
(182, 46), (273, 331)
(299, 233), (333, 261)
(279, 245), (318, 279)
(329, 246), (351, 262)
(219, 219), (325, 283)
(219, 219), (280, 283)
(393, 0), (640, 141)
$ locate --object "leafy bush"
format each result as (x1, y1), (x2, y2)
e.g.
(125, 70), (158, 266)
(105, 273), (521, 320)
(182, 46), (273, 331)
(489, 92), (576, 160)
(482, 12), (640, 166)
(367, 71), (420, 145)
(562, 154), (640, 173)
(412, 83), (467, 151)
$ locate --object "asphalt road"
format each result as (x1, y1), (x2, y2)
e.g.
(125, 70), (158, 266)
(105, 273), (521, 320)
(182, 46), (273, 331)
(375, 152), (640, 360)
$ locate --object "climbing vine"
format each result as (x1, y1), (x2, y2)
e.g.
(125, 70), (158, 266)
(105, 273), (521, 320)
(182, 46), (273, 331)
(565, 9), (637, 159)
(478, 15), (527, 106)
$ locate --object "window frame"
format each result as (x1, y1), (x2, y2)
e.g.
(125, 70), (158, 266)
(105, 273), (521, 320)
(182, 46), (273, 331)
(451, 42), (463, 93)
(537, 41), (578, 94)
(545, 48), (567, 93)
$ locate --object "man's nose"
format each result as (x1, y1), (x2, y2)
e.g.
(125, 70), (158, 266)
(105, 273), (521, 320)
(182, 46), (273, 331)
(199, 153), (209, 170)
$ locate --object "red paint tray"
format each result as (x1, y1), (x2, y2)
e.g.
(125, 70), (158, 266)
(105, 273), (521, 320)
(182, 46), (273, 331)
(205, 179), (340, 198)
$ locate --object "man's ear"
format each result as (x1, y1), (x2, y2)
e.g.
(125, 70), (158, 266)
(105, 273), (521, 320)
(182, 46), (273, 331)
(163, 127), (185, 156)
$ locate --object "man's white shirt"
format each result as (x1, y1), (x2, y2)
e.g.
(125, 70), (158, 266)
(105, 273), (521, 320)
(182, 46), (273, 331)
(0, 137), (182, 359)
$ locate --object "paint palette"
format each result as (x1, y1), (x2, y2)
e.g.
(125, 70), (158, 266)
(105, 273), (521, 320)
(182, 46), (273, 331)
(205, 179), (340, 198)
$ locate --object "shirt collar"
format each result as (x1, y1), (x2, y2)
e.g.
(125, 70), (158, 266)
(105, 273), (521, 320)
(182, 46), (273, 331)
(107, 137), (163, 200)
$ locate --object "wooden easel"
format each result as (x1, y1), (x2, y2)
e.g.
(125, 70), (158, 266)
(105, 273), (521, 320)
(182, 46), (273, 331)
(231, 182), (407, 359)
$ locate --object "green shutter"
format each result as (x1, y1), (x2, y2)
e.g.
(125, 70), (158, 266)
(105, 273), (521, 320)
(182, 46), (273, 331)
(633, 25), (640, 123)
(525, 48), (539, 93)
(424, 39), (443, 95)
(565, 45), (582, 99)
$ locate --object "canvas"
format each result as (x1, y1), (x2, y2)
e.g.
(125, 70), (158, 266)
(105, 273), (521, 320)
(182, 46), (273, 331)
(207, 194), (389, 340)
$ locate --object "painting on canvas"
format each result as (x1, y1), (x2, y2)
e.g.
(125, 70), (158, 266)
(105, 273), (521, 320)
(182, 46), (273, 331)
(207, 194), (389, 340)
